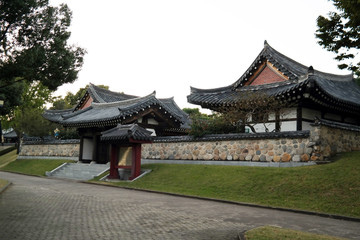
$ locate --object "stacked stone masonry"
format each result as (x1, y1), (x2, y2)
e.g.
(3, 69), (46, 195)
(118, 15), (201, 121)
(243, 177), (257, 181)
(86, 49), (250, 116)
(311, 124), (360, 161)
(142, 137), (313, 162)
(20, 143), (79, 157)
(19, 122), (360, 162)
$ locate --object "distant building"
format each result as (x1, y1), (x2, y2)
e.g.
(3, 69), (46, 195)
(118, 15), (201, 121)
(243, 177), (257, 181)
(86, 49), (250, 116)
(43, 84), (190, 163)
(187, 41), (360, 132)
(3, 129), (18, 143)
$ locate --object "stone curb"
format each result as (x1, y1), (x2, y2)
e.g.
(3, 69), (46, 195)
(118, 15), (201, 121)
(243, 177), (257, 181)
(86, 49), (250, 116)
(238, 230), (247, 240)
(83, 180), (360, 223)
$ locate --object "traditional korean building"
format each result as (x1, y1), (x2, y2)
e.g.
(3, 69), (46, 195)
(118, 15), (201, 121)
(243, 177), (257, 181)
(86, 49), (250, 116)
(187, 41), (360, 132)
(44, 84), (190, 163)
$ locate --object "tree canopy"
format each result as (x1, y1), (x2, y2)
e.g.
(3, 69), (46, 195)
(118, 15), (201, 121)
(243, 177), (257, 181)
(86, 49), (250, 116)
(316, 0), (360, 79)
(0, 0), (85, 99)
(2, 81), (57, 139)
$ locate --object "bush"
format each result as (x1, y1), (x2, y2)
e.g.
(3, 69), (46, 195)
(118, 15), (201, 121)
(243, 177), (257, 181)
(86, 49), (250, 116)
(189, 114), (242, 137)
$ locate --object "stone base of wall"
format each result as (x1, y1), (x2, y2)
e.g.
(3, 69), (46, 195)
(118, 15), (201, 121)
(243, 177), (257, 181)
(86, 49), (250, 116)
(20, 140), (80, 158)
(18, 120), (360, 164)
(142, 136), (313, 162)
(311, 119), (360, 160)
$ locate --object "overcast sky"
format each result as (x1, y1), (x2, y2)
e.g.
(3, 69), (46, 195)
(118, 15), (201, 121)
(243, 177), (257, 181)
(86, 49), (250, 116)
(50, 0), (344, 111)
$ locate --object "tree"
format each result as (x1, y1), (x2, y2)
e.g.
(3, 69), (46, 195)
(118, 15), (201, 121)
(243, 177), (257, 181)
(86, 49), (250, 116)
(0, 80), (24, 116)
(188, 92), (291, 137)
(0, 0), (85, 103)
(4, 81), (57, 139)
(183, 108), (237, 137)
(189, 113), (241, 138)
(316, 0), (360, 79)
(12, 107), (57, 138)
(220, 92), (290, 133)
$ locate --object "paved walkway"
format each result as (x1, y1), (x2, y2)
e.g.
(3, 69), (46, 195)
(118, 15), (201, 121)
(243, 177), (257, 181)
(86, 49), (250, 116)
(0, 171), (359, 240)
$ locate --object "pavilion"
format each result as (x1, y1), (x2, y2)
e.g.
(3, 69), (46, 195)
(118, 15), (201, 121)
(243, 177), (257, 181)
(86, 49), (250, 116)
(43, 84), (190, 163)
(187, 41), (360, 132)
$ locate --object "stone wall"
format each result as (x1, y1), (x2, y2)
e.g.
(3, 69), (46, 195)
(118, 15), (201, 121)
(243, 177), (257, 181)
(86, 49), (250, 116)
(20, 140), (80, 157)
(310, 119), (360, 160)
(18, 120), (360, 163)
(142, 132), (313, 162)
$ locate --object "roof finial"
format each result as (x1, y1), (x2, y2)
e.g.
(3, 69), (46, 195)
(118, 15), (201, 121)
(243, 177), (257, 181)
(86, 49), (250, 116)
(308, 66), (314, 75)
(264, 40), (268, 46)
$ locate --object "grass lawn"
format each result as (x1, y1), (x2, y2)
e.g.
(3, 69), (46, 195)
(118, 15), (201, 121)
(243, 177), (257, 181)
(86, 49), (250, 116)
(0, 159), (74, 176)
(0, 150), (18, 168)
(94, 151), (360, 218)
(245, 226), (347, 240)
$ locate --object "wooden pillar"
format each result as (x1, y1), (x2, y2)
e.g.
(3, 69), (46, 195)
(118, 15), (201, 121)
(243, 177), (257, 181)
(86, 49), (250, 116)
(296, 106), (302, 131)
(108, 144), (119, 179)
(79, 136), (84, 162)
(92, 134), (97, 162)
(275, 111), (280, 132)
(130, 144), (142, 180)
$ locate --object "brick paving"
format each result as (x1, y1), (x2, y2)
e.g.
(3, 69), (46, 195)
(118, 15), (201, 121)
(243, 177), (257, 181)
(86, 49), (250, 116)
(0, 171), (360, 240)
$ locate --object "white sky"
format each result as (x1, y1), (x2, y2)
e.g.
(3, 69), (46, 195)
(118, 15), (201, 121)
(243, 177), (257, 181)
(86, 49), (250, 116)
(50, 0), (345, 111)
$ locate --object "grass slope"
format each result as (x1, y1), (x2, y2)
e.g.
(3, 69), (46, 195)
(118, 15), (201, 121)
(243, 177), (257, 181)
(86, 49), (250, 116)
(106, 151), (360, 218)
(0, 159), (74, 176)
(0, 150), (17, 168)
(245, 226), (347, 240)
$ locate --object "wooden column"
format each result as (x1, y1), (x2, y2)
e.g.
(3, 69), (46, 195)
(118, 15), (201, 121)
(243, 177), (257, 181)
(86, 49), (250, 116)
(296, 106), (302, 131)
(79, 136), (84, 162)
(92, 134), (98, 162)
(275, 111), (280, 132)
(129, 144), (142, 180)
(108, 144), (119, 179)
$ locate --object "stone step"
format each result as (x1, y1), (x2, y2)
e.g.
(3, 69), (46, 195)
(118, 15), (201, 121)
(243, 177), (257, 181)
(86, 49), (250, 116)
(48, 162), (109, 181)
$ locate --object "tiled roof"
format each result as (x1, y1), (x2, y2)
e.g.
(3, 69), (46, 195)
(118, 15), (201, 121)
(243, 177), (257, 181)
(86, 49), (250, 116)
(313, 118), (360, 132)
(153, 130), (310, 143)
(187, 41), (359, 112)
(101, 124), (153, 142)
(44, 85), (191, 130)
(3, 130), (17, 138)
(42, 108), (75, 123)
(22, 139), (80, 145)
(88, 84), (138, 103)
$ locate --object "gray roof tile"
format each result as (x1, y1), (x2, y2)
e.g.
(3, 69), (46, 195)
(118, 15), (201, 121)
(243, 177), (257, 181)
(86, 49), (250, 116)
(101, 124), (153, 142)
(44, 85), (191, 130)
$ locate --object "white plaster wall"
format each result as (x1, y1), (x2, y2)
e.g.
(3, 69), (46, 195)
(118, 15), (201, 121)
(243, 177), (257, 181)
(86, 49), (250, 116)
(252, 123), (276, 133)
(280, 108), (297, 119)
(302, 121), (313, 131)
(268, 112), (276, 121)
(280, 121), (297, 131)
